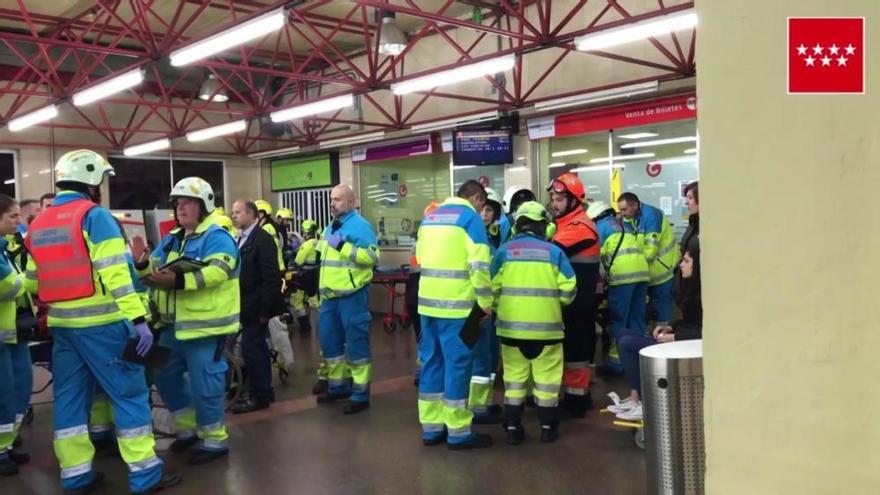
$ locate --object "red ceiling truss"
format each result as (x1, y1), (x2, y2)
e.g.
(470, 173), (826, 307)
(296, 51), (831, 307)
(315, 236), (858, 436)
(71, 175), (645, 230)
(0, 0), (696, 155)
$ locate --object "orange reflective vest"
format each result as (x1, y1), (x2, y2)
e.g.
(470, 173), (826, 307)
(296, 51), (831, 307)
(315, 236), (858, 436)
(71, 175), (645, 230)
(25, 199), (96, 302)
(552, 206), (600, 264)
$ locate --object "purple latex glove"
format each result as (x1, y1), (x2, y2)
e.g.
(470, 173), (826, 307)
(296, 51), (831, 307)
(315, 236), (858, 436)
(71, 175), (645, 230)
(324, 233), (345, 250)
(133, 322), (153, 356)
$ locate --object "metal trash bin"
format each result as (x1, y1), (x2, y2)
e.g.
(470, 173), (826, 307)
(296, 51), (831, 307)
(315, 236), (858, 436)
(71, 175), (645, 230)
(640, 340), (704, 495)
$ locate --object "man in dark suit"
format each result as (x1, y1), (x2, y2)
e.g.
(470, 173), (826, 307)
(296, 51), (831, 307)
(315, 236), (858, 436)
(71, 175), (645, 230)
(230, 199), (284, 414)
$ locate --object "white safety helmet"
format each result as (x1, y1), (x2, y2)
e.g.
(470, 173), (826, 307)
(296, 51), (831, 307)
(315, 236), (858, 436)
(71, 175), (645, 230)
(587, 200), (612, 220)
(502, 186), (536, 215)
(170, 177), (216, 214)
(54, 149), (115, 187)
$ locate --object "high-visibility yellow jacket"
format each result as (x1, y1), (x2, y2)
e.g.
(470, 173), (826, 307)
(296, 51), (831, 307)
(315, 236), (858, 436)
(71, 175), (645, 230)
(416, 197), (492, 319)
(596, 214), (649, 287)
(260, 220), (286, 271)
(317, 210), (379, 299)
(491, 233), (577, 340)
(0, 237), (25, 344)
(627, 203), (680, 286)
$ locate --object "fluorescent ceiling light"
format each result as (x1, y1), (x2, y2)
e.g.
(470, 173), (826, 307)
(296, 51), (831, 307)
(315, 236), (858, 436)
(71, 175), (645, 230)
(618, 132), (659, 139)
(684, 148), (697, 154)
(270, 94), (354, 123)
(551, 148), (588, 158)
(72, 69), (144, 106)
(653, 156), (697, 165)
(575, 10), (698, 51)
(378, 12), (407, 56)
(589, 152), (655, 164)
(391, 55), (515, 95)
(411, 111), (498, 133)
(620, 136), (697, 149)
(549, 162), (567, 168)
(248, 145), (301, 160)
(534, 81), (658, 112)
(187, 120), (247, 142)
(8, 105), (58, 132)
(319, 131), (385, 149)
(124, 138), (171, 157)
(453, 165), (476, 169)
(571, 165), (625, 172)
(170, 8), (287, 66)
(3, 179), (14, 185)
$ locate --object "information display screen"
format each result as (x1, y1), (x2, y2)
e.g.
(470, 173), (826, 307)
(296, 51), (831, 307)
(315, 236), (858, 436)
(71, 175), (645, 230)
(452, 128), (513, 166)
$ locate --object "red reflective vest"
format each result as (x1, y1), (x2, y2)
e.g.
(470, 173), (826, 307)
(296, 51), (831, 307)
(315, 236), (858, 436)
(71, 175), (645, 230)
(553, 206), (600, 264)
(25, 198), (96, 302)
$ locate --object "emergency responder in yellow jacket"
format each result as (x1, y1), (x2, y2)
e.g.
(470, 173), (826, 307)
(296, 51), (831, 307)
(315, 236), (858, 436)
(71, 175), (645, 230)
(24, 150), (179, 493)
(492, 201), (577, 444)
(255, 200), (285, 271)
(416, 180), (493, 450)
(133, 177), (239, 466)
(292, 219), (319, 335)
(316, 185), (379, 414)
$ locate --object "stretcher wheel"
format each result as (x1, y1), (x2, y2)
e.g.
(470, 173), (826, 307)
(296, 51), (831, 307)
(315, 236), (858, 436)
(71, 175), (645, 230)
(383, 321), (396, 333)
(398, 315), (411, 329)
(634, 428), (645, 450)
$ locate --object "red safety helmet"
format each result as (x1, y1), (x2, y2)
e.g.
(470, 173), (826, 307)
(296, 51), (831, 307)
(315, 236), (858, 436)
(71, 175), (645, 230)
(423, 200), (441, 217)
(546, 172), (585, 201)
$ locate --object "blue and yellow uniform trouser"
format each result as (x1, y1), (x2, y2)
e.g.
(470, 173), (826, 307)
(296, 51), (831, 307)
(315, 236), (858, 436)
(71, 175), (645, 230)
(9, 341), (32, 440)
(89, 387), (115, 442)
(51, 322), (163, 492)
(501, 340), (563, 427)
(467, 315), (497, 417)
(647, 279), (674, 325)
(606, 282), (647, 371)
(318, 287), (371, 403)
(154, 330), (228, 453)
(418, 316), (475, 445)
(0, 343), (17, 461)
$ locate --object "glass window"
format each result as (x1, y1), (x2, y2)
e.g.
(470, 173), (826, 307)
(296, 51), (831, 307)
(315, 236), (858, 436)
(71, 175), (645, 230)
(172, 159), (225, 208)
(358, 154), (451, 248)
(538, 130), (611, 204)
(452, 164), (505, 196)
(612, 119), (698, 237)
(108, 157), (173, 210)
(0, 153), (14, 198)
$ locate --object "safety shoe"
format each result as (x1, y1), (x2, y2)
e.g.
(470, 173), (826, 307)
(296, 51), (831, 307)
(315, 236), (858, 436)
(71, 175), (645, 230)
(133, 471), (182, 494)
(9, 448), (30, 465)
(231, 399), (270, 415)
(312, 379), (328, 395)
(447, 433), (493, 451)
(0, 457), (18, 476)
(343, 401), (370, 415)
(187, 449), (228, 466)
(422, 433), (447, 446)
(540, 425), (560, 443)
(169, 436), (199, 453)
(316, 391), (351, 404)
(504, 425), (525, 446)
(63, 472), (105, 494)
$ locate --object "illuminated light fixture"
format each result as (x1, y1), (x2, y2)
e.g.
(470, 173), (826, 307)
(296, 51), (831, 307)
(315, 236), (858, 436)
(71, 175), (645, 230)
(378, 11), (407, 56)
(124, 138), (171, 157)
(411, 111), (499, 133)
(551, 148), (588, 158)
(270, 94), (354, 123)
(199, 74), (228, 102)
(391, 55), (515, 96)
(72, 69), (144, 106)
(3, 179), (15, 185)
(571, 165), (625, 172)
(653, 156), (697, 165)
(548, 162), (567, 168)
(684, 148), (698, 154)
(618, 132), (659, 139)
(453, 165), (477, 169)
(247, 145), (301, 160)
(187, 120), (247, 142)
(319, 131), (386, 149)
(8, 105), (58, 132)
(533, 81), (659, 112)
(574, 10), (698, 52)
(170, 8), (286, 66)
(589, 152), (655, 164)
(620, 136), (698, 149)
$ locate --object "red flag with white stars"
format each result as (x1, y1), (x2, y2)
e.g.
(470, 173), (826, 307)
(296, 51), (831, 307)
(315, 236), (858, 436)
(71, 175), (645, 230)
(788, 17), (864, 94)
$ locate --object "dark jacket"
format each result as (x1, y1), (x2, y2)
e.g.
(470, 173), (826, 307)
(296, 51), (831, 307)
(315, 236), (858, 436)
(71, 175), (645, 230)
(238, 225), (285, 323)
(680, 213), (699, 256)
(672, 245), (702, 341)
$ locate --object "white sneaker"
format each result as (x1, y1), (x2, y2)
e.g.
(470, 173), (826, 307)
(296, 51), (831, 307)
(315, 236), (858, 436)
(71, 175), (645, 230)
(616, 402), (643, 421)
(607, 394), (638, 414)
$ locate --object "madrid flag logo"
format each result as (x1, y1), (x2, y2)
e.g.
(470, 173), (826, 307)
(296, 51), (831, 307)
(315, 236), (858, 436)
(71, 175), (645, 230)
(788, 17), (865, 94)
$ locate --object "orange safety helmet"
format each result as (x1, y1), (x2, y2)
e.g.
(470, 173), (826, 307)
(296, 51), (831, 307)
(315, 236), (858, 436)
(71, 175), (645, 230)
(423, 200), (441, 217)
(546, 172), (586, 201)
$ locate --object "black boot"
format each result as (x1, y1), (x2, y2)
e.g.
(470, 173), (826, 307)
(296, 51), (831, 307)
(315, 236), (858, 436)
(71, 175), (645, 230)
(62, 472), (105, 494)
(504, 424), (525, 445)
(187, 449), (228, 465)
(447, 433), (493, 451)
(342, 401), (370, 415)
(231, 399), (270, 414)
(316, 390), (351, 404)
(169, 435), (199, 453)
(540, 423), (560, 443)
(312, 379), (328, 395)
(9, 448), (30, 465)
(133, 471), (183, 494)
(0, 457), (18, 476)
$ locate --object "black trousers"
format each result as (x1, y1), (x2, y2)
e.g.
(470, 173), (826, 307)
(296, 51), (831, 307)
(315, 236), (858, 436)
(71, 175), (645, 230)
(241, 320), (273, 403)
(562, 262), (599, 413)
